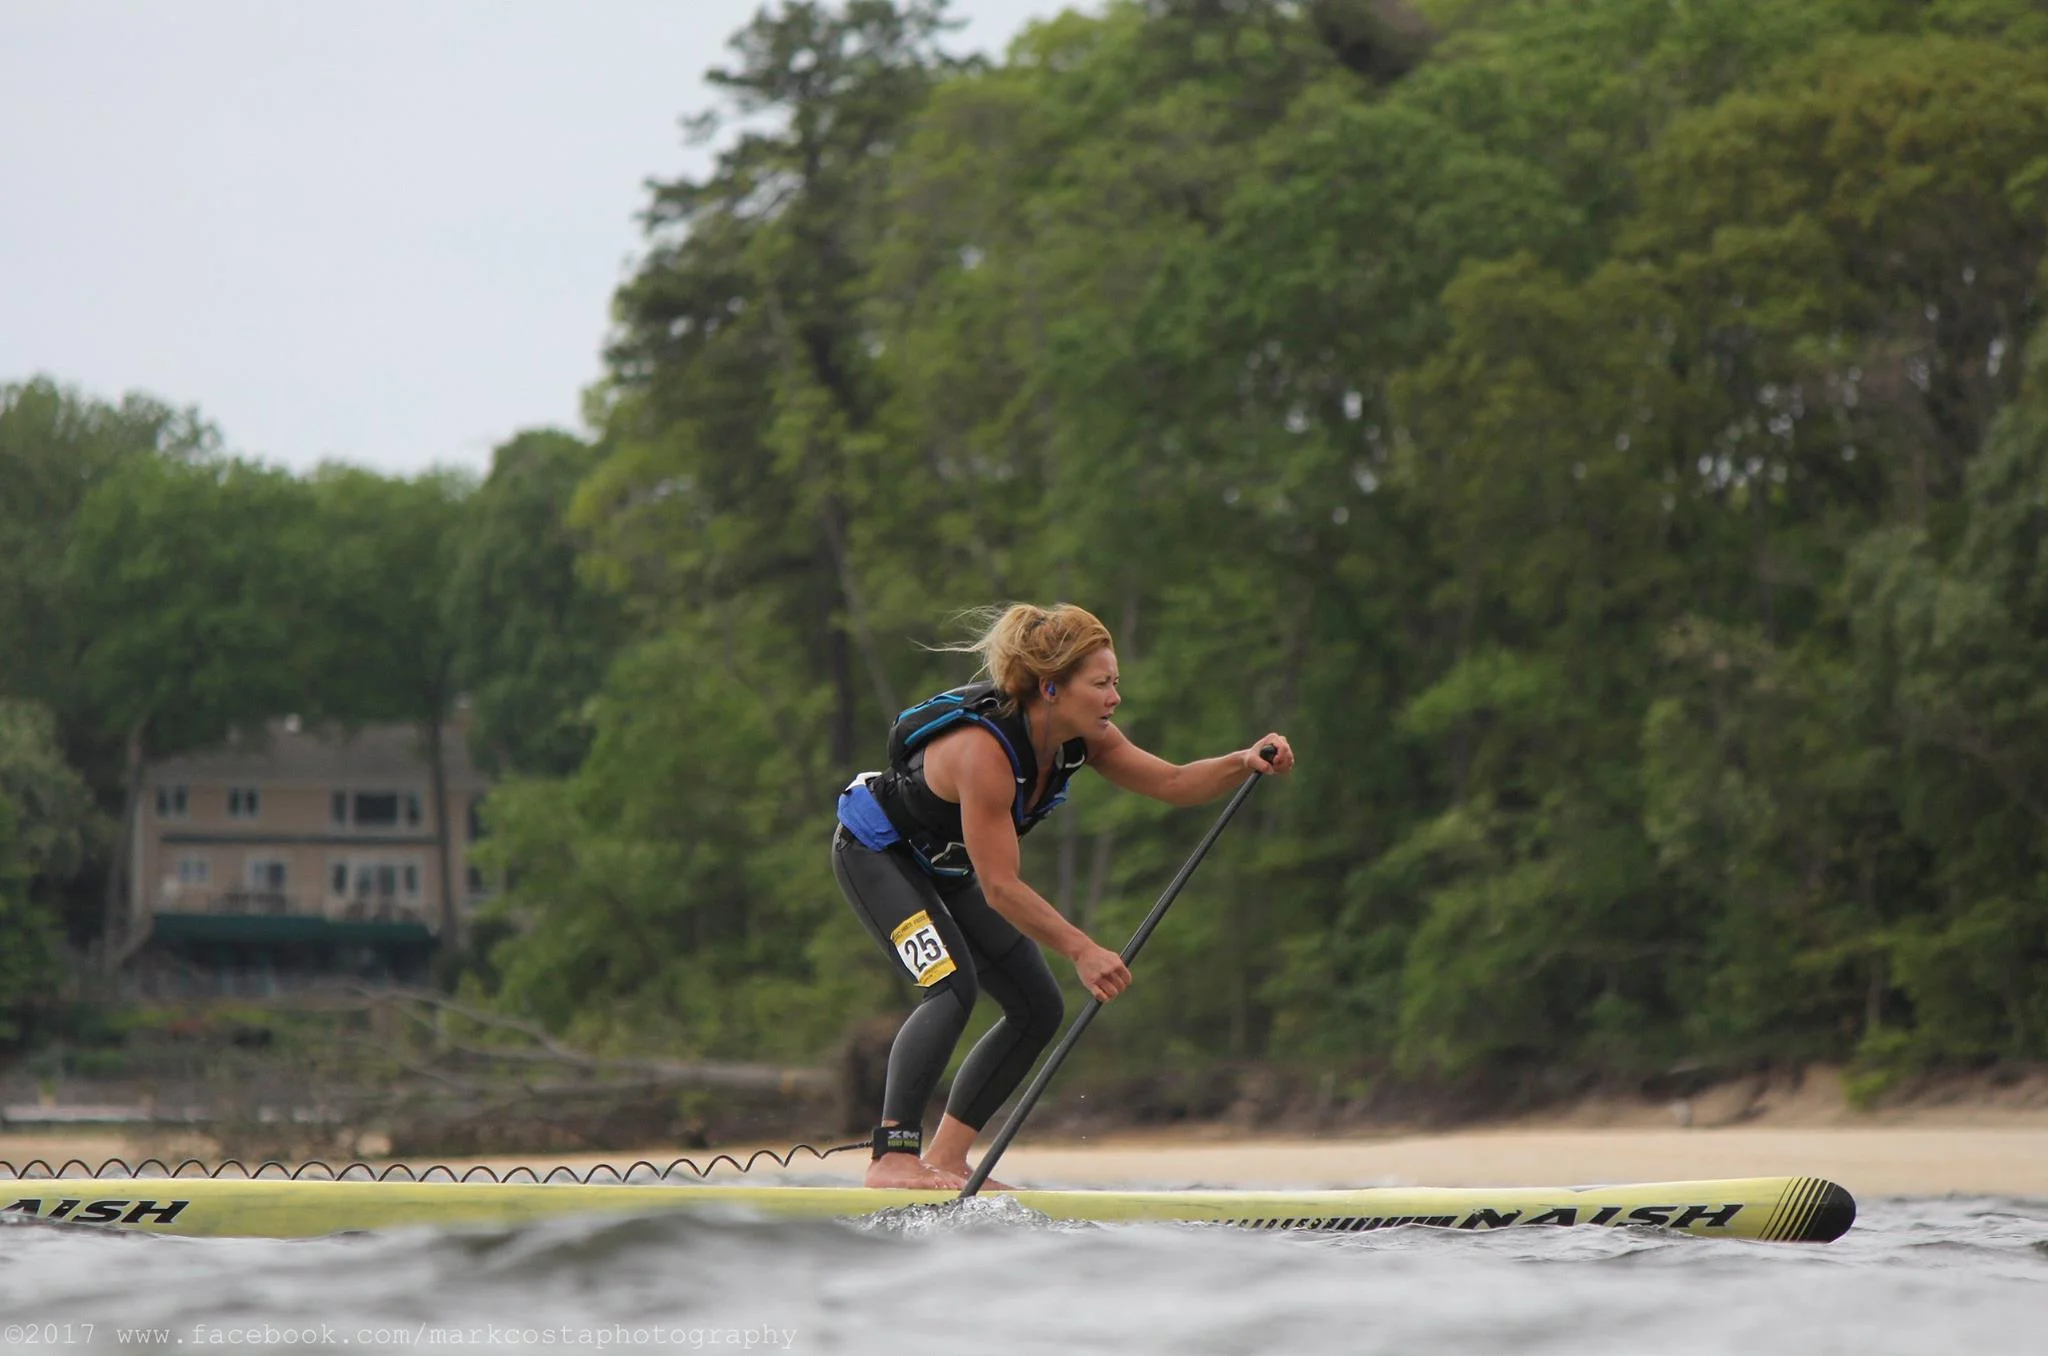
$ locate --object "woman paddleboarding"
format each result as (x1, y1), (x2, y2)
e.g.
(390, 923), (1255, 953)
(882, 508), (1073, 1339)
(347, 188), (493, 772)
(833, 602), (1294, 1189)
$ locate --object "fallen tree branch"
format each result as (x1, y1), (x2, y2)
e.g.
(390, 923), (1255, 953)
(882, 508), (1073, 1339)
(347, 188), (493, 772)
(361, 987), (832, 1093)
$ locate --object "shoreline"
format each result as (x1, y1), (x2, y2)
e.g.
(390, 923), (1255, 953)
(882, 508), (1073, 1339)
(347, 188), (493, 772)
(995, 1125), (2048, 1197)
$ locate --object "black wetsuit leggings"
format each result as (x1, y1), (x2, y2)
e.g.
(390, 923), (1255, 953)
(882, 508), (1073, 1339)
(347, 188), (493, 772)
(833, 826), (1066, 1133)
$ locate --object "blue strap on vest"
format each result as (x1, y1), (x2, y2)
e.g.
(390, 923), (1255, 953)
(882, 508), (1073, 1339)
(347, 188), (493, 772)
(890, 685), (1037, 826)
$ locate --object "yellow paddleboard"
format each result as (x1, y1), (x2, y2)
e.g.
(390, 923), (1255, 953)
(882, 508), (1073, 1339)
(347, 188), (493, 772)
(0, 1175), (1854, 1242)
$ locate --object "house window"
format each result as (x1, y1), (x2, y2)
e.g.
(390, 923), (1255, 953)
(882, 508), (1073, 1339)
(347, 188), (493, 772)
(353, 792), (400, 828)
(246, 859), (287, 892)
(466, 864), (487, 897)
(156, 785), (188, 818)
(403, 864), (419, 896)
(355, 863), (400, 899)
(333, 790), (428, 831)
(228, 787), (261, 819)
(468, 795), (486, 841)
(330, 861), (348, 895)
(176, 857), (210, 885)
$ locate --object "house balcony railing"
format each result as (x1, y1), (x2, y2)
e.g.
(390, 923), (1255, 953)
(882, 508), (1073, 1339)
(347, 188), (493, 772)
(154, 891), (429, 926)
(175, 890), (314, 917)
(336, 896), (430, 925)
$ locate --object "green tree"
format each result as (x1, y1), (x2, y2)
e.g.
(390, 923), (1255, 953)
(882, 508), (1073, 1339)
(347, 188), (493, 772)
(476, 625), (878, 1055)
(445, 430), (623, 778)
(594, 0), (963, 763)
(471, 0), (2048, 1087)
(304, 466), (474, 942)
(0, 377), (217, 729)
(62, 454), (315, 960)
(0, 700), (102, 1022)
(1834, 329), (2048, 1061)
(480, 0), (968, 1039)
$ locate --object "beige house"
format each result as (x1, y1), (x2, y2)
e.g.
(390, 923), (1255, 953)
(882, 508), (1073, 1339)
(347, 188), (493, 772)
(124, 718), (490, 993)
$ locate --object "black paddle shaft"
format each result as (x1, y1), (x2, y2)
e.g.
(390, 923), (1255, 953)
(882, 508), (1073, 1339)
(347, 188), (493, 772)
(959, 745), (1279, 1198)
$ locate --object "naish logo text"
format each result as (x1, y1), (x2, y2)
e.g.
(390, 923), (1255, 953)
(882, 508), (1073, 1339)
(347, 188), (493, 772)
(1458, 1204), (1744, 1230)
(4, 1197), (189, 1225)
(1242, 1203), (1744, 1232)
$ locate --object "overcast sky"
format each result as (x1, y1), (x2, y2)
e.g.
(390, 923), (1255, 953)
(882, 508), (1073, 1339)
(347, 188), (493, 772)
(0, 1), (1079, 476)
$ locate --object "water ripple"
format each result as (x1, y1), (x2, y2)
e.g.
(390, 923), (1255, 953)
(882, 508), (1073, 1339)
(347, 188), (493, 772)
(0, 1196), (2042, 1354)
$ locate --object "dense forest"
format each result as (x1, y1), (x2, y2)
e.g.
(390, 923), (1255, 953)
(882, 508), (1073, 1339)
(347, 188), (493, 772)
(6, 0), (2048, 1103)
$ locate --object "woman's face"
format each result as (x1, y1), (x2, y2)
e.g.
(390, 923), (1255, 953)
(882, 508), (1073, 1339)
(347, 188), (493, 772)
(1062, 646), (1122, 732)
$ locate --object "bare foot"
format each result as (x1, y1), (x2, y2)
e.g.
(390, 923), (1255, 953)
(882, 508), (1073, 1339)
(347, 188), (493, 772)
(863, 1152), (956, 1191)
(916, 1159), (969, 1190)
(927, 1162), (1016, 1191)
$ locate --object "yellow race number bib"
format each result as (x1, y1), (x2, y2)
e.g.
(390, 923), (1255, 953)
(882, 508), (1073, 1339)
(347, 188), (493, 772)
(889, 910), (957, 987)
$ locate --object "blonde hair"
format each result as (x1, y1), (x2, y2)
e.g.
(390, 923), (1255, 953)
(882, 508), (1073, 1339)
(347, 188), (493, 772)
(941, 602), (1113, 708)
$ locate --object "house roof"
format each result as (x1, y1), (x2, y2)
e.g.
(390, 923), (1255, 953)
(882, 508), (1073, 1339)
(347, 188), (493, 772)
(148, 719), (487, 789)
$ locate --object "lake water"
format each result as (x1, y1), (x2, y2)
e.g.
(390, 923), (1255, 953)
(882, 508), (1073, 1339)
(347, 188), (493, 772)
(1, 1190), (2043, 1354)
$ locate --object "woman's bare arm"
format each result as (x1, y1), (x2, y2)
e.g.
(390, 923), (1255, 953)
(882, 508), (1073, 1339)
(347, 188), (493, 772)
(930, 730), (1131, 1000)
(1086, 723), (1294, 805)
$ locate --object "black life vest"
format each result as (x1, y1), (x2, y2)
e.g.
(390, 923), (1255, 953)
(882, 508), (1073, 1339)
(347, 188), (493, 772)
(867, 682), (1088, 877)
